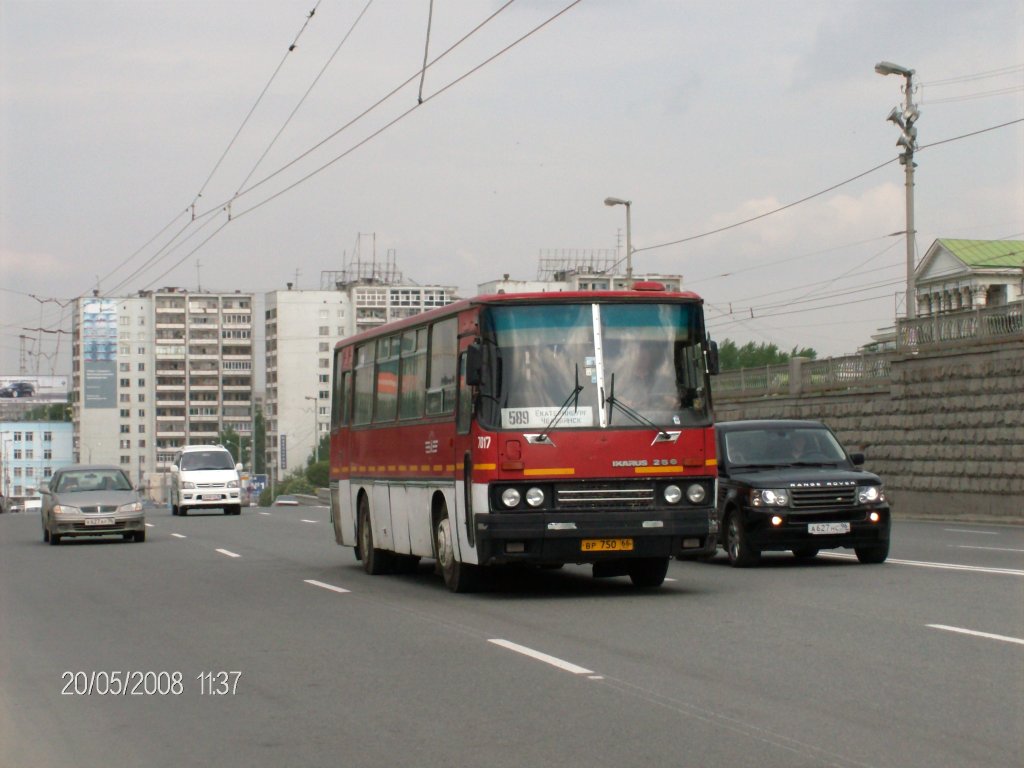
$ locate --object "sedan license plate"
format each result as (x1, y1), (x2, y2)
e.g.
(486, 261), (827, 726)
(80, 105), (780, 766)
(581, 538), (634, 552)
(808, 522), (851, 535)
(85, 517), (115, 526)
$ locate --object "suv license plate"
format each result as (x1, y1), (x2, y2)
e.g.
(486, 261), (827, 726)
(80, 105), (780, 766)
(85, 517), (115, 526)
(202, 494), (222, 501)
(808, 522), (851, 535)
(581, 538), (634, 552)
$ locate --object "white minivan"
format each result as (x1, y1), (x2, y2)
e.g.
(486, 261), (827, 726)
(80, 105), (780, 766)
(170, 445), (243, 516)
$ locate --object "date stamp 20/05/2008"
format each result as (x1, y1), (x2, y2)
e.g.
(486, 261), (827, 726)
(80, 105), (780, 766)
(61, 671), (241, 696)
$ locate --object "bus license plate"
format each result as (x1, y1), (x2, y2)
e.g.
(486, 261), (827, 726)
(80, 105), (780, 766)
(581, 538), (634, 552)
(808, 522), (851, 535)
(85, 517), (115, 526)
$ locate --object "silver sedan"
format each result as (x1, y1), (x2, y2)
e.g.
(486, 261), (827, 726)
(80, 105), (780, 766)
(41, 465), (146, 545)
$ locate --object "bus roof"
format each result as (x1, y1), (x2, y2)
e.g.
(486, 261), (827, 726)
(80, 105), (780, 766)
(334, 285), (706, 350)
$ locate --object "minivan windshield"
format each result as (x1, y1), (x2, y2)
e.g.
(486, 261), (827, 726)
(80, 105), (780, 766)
(180, 450), (235, 471)
(479, 301), (711, 430)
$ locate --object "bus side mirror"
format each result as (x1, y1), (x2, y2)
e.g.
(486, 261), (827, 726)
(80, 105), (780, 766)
(706, 339), (720, 376)
(465, 343), (484, 386)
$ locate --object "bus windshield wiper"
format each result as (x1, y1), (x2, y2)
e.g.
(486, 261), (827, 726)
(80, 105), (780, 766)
(605, 372), (670, 438)
(535, 364), (584, 444)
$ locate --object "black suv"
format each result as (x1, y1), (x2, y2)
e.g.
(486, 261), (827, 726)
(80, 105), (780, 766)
(0, 381), (35, 398)
(713, 419), (890, 566)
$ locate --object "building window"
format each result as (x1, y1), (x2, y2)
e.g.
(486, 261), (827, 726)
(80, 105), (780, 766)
(44, 431), (53, 442)
(13, 449), (22, 460)
(120, 378), (130, 387)
(121, 456), (130, 465)
(120, 394), (131, 403)
(138, 362), (146, 371)
(319, 326), (329, 336)
(13, 432), (21, 441)
(138, 378), (145, 387)
(25, 432), (33, 442)
(121, 409), (130, 417)
(120, 425), (130, 434)
(120, 362), (130, 372)
(44, 449), (52, 459)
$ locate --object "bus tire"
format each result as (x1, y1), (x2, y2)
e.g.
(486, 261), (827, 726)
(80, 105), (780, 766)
(628, 557), (669, 588)
(435, 506), (479, 593)
(358, 496), (393, 575)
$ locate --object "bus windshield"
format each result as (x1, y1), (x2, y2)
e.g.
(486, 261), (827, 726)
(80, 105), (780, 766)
(480, 302), (711, 430)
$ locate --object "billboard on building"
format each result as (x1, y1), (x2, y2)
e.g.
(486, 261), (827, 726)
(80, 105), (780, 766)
(82, 299), (117, 409)
(0, 374), (69, 401)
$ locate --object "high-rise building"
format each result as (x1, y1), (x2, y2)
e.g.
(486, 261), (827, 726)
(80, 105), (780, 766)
(71, 289), (254, 499)
(265, 269), (456, 484)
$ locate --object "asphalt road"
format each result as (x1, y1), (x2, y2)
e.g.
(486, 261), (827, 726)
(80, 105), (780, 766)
(2, 506), (1021, 768)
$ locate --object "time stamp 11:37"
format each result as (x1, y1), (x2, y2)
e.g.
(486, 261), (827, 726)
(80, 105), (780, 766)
(61, 670), (242, 696)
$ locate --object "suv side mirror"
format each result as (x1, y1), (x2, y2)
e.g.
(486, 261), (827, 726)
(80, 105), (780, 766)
(849, 452), (865, 466)
(235, 463), (243, 472)
(170, 465), (179, 474)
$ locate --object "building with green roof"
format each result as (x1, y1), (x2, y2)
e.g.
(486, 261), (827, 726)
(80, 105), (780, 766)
(914, 238), (1024, 316)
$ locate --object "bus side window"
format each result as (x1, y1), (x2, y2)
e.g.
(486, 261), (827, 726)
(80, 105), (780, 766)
(426, 318), (457, 416)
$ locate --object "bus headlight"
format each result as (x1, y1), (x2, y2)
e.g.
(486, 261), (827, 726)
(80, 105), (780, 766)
(663, 485), (682, 504)
(686, 483), (707, 504)
(525, 487), (545, 507)
(501, 488), (521, 508)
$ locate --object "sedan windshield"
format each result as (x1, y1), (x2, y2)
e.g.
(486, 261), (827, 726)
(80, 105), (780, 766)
(56, 470), (133, 493)
(723, 427), (848, 467)
(480, 302), (711, 430)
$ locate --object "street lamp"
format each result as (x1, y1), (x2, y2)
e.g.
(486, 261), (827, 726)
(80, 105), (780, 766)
(604, 197), (633, 287)
(876, 60), (920, 320)
(304, 396), (319, 463)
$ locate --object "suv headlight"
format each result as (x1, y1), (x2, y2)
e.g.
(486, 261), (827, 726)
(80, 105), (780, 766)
(227, 479), (239, 489)
(858, 485), (885, 504)
(182, 481), (196, 490)
(751, 488), (790, 507)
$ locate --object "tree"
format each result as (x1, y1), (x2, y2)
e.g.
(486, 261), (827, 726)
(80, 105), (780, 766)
(717, 339), (817, 371)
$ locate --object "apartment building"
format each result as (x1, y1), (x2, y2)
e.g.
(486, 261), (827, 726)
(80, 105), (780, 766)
(265, 273), (456, 483)
(0, 421), (74, 504)
(71, 289), (254, 498)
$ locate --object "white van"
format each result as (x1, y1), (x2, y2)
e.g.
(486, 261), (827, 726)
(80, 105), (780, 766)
(169, 445), (243, 516)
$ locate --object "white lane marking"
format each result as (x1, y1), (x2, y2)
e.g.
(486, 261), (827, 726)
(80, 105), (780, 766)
(943, 528), (999, 535)
(301, 519), (318, 524)
(954, 545), (1024, 553)
(145, 523), (154, 528)
(304, 579), (350, 594)
(216, 548), (241, 558)
(489, 639), (594, 675)
(821, 552), (1024, 576)
(170, 533), (187, 539)
(927, 624), (1024, 647)
(259, 512), (271, 516)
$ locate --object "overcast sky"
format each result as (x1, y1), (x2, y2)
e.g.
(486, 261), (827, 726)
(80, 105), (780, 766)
(2, 0), (1022, 377)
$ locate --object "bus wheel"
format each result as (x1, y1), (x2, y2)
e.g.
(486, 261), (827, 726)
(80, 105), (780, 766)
(628, 557), (669, 588)
(435, 508), (479, 593)
(358, 497), (393, 575)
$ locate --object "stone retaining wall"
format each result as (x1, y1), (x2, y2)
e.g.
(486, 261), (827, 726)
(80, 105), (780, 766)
(714, 339), (1024, 524)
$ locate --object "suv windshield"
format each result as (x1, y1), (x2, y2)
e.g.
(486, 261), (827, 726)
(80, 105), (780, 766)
(723, 427), (848, 467)
(180, 451), (235, 471)
(479, 302), (711, 430)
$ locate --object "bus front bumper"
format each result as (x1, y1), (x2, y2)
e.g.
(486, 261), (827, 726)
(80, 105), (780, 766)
(472, 508), (716, 565)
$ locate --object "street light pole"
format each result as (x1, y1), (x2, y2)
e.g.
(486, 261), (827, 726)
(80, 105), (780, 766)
(604, 197), (633, 287)
(876, 61), (919, 320)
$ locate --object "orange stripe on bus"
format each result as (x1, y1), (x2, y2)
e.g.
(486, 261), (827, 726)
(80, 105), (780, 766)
(474, 463), (497, 471)
(523, 468), (576, 476)
(634, 466), (685, 475)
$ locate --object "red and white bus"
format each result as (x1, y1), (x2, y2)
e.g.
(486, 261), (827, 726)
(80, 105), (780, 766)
(329, 284), (720, 591)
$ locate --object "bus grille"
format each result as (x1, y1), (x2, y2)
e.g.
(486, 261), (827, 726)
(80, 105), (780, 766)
(790, 487), (856, 508)
(555, 483), (655, 510)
